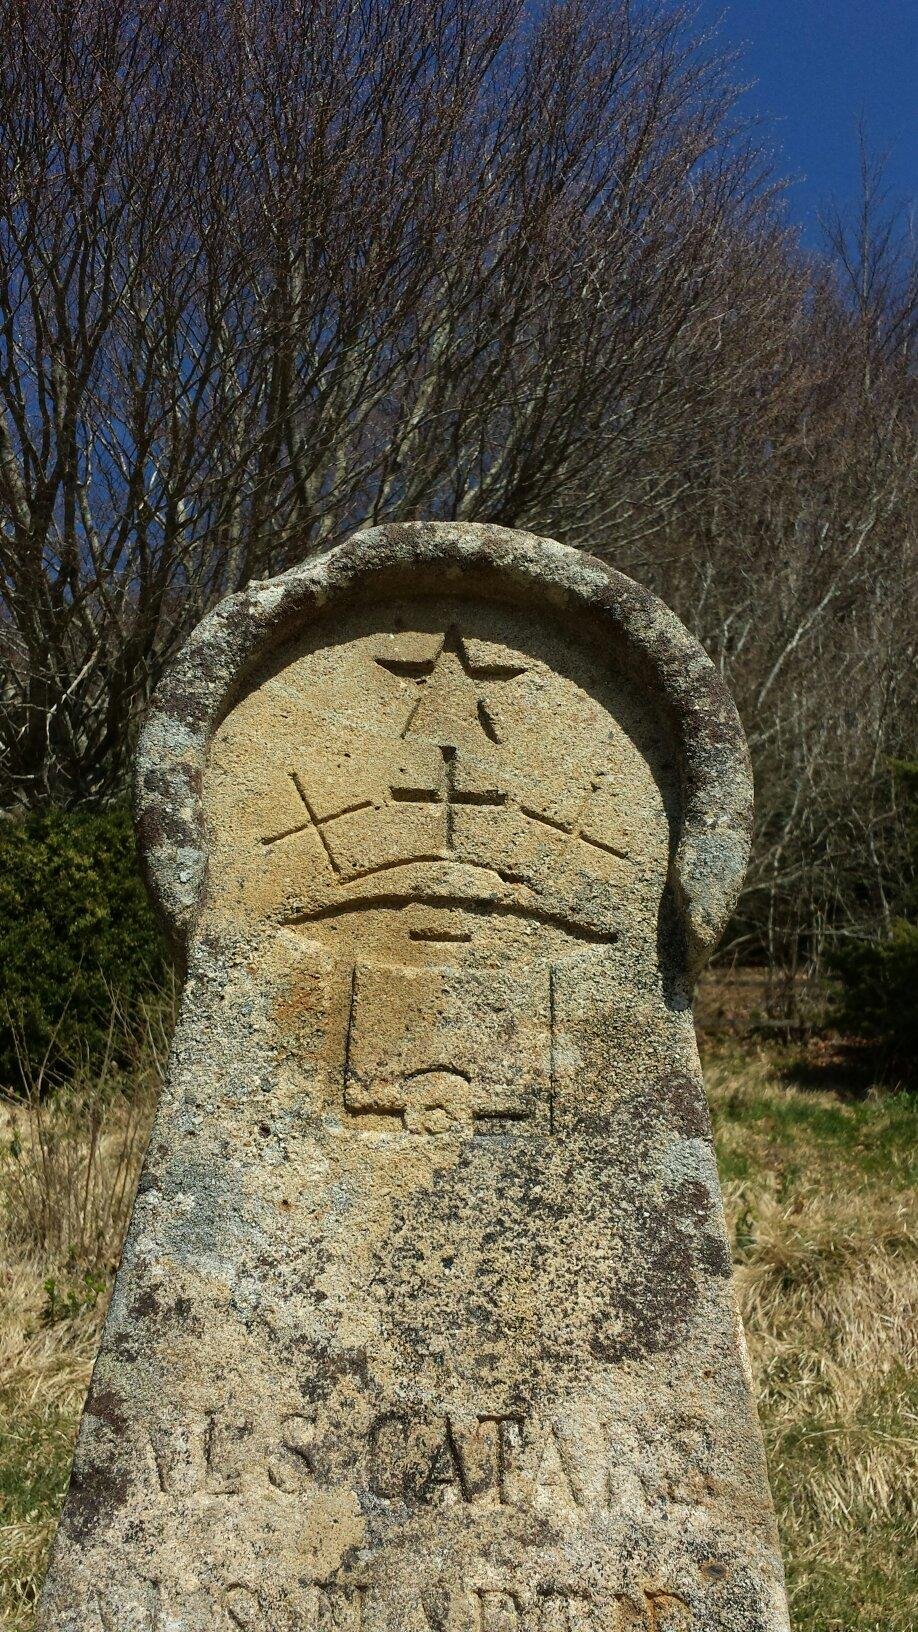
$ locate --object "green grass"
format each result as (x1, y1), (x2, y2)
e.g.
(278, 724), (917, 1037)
(0, 1398), (76, 1623)
(706, 1041), (917, 1631)
(0, 1402), (75, 1525)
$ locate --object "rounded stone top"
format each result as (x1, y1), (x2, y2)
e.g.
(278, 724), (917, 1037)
(135, 523), (753, 975)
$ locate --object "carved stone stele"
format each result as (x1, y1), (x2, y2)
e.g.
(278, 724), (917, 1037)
(38, 525), (790, 1631)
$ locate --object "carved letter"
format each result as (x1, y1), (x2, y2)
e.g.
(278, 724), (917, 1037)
(268, 1413), (317, 1493)
(224, 1585), (264, 1630)
(310, 1584), (367, 1632)
(644, 1592), (690, 1632)
(532, 1424), (585, 1511)
(146, 1411), (251, 1496)
(147, 1412), (209, 1494)
(472, 1590), (524, 1632)
(207, 1413), (253, 1494)
(474, 1414), (525, 1505)
(423, 1423), (470, 1504)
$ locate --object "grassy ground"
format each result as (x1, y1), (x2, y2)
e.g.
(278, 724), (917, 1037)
(0, 1027), (915, 1630)
(707, 1042), (917, 1629)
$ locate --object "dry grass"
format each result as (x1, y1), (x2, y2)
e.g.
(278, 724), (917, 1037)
(0, 1004), (165, 1630)
(707, 1043), (917, 1630)
(0, 1024), (915, 1630)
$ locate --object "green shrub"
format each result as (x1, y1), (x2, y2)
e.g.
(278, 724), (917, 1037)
(831, 920), (918, 1075)
(0, 807), (165, 1088)
(829, 762), (918, 1086)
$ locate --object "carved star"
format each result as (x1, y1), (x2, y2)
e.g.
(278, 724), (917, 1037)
(376, 625), (525, 743)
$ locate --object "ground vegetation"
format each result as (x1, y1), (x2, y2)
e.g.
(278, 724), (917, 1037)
(0, 807), (163, 1083)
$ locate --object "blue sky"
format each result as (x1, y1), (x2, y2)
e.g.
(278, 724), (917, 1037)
(695, 0), (917, 244)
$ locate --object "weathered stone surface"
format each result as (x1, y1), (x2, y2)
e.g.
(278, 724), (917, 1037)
(38, 524), (789, 1631)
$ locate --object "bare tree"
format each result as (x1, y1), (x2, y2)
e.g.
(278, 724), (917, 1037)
(0, 0), (782, 801)
(574, 140), (917, 998)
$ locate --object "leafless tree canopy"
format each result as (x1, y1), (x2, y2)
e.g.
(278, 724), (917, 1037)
(0, 0), (915, 982)
(575, 138), (917, 984)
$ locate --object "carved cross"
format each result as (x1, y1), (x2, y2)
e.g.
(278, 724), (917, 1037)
(390, 744), (505, 848)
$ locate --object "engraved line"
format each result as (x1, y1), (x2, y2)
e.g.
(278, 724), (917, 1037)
(466, 662), (526, 680)
(453, 626), (526, 682)
(343, 964), (359, 1104)
(263, 797), (376, 846)
(391, 787), (441, 803)
(321, 800), (376, 824)
(397, 640), (447, 739)
(376, 657), (438, 678)
(261, 819), (310, 846)
(446, 1418), (474, 1502)
(519, 806), (569, 835)
(520, 804), (632, 863)
(491, 1413), (524, 1503)
(578, 831), (631, 860)
(286, 891), (617, 942)
(405, 1064), (472, 1083)
(347, 1107), (405, 1125)
(474, 1105), (531, 1123)
(332, 852), (451, 884)
(399, 682), (432, 739)
(549, 965), (557, 1135)
(564, 737), (634, 862)
(442, 745), (457, 848)
(262, 771), (316, 845)
(569, 762), (608, 836)
(291, 773), (341, 874)
(477, 699), (501, 743)
(409, 928), (473, 943)
(453, 789), (508, 807)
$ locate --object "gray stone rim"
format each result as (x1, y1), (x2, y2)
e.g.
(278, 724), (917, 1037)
(135, 522), (753, 972)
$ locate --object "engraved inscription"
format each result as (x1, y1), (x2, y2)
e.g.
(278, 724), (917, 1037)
(146, 1410), (253, 1495)
(256, 620), (641, 908)
(265, 769), (631, 874)
(366, 1411), (613, 1511)
(88, 1579), (211, 1630)
(368, 1412), (523, 1504)
(296, 1583), (692, 1632)
(242, 615), (653, 1149)
(267, 1413), (317, 1493)
(139, 1405), (718, 1518)
(343, 963), (554, 1133)
(85, 1580), (692, 1632)
(261, 748), (633, 880)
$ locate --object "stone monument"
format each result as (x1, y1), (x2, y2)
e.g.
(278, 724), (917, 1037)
(38, 524), (790, 1630)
